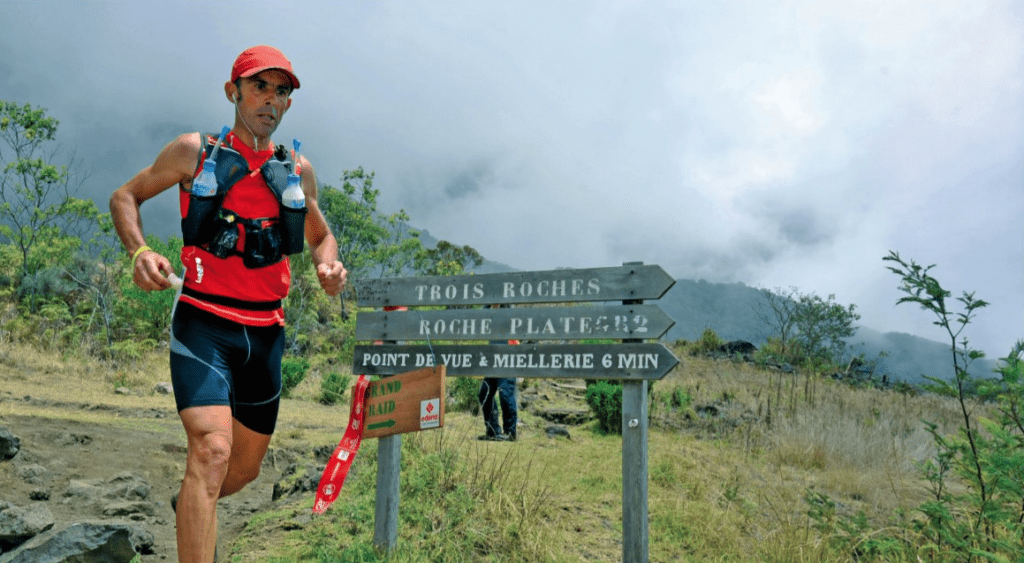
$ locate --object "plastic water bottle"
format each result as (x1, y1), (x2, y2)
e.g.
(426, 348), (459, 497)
(281, 139), (307, 255)
(191, 126), (230, 197)
(281, 139), (305, 209)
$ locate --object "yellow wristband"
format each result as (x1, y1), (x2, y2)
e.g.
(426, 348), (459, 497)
(132, 245), (152, 265)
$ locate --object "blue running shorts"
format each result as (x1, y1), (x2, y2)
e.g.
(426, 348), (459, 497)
(170, 301), (284, 435)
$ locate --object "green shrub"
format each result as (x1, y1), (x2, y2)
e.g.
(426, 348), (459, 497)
(670, 387), (692, 409)
(691, 327), (724, 356)
(585, 381), (623, 434)
(447, 376), (480, 414)
(280, 357), (310, 399)
(319, 371), (351, 405)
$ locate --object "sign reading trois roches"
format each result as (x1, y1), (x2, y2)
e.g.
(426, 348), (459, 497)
(352, 264), (680, 381)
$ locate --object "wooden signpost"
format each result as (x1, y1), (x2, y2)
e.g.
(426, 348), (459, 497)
(361, 365), (445, 439)
(350, 263), (678, 563)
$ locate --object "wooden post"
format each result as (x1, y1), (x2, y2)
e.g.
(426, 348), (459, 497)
(622, 262), (649, 563)
(373, 433), (400, 551)
(374, 332), (401, 552)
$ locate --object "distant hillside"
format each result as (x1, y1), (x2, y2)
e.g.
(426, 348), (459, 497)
(657, 278), (997, 386)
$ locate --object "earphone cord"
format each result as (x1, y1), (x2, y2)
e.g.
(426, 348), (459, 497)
(234, 97), (263, 152)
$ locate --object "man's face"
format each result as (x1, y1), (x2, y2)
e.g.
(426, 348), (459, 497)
(234, 70), (293, 138)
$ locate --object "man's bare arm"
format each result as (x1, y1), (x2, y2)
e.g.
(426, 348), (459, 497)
(109, 132), (201, 291)
(298, 157), (347, 296)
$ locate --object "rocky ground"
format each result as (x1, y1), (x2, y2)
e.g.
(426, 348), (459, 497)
(0, 392), (294, 561)
(0, 373), (598, 562)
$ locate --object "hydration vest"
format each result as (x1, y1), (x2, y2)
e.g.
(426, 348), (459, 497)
(181, 134), (307, 268)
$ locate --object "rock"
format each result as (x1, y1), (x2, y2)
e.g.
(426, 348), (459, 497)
(0, 522), (153, 563)
(719, 340), (757, 356)
(100, 501), (154, 519)
(62, 473), (156, 522)
(272, 464), (321, 502)
(28, 491), (49, 502)
(545, 425), (571, 439)
(534, 407), (591, 426)
(14, 464), (46, 485)
(153, 382), (173, 395)
(0, 428), (19, 460)
(55, 432), (91, 446)
(0, 502), (54, 551)
(65, 472), (151, 505)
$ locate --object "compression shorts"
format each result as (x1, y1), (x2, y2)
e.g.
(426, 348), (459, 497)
(169, 301), (283, 435)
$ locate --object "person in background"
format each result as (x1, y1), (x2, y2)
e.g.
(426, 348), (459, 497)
(109, 45), (346, 563)
(479, 305), (519, 441)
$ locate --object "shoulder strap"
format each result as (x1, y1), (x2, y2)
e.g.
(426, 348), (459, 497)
(260, 145), (295, 200)
(207, 136), (252, 193)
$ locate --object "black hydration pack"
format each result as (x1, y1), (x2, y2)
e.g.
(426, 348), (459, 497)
(181, 137), (307, 268)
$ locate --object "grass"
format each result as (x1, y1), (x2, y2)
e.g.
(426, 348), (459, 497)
(0, 340), (990, 562)
(223, 341), (975, 562)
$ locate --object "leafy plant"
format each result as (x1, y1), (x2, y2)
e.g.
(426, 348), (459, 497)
(868, 251), (1021, 561)
(585, 381), (623, 434)
(319, 371), (351, 405)
(671, 387), (692, 410)
(447, 375), (481, 414)
(280, 356), (310, 399)
(416, 240), (483, 276)
(691, 327), (724, 356)
(319, 167), (423, 281)
(1, 100), (103, 314)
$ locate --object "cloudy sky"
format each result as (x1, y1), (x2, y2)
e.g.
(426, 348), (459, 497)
(2, 0), (1021, 358)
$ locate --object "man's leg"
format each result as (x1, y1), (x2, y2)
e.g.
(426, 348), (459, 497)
(177, 405), (233, 563)
(220, 417), (272, 497)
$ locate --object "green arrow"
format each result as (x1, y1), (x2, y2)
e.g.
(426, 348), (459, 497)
(367, 419), (396, 430)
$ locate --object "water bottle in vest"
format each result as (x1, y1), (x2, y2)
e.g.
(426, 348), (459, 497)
(280, 139), (308, 255)
(282, 171), (304, 209)
(182, 126), (230, 245)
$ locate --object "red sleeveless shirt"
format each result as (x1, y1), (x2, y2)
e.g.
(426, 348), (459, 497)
(178, 132), (291, 326)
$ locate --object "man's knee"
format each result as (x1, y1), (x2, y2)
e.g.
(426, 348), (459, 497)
(189, 432), (233, 475)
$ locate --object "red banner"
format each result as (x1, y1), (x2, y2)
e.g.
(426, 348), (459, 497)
(312, 374), (369, 515)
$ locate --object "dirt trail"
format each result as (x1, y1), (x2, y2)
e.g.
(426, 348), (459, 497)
(0, 391), (292, 561)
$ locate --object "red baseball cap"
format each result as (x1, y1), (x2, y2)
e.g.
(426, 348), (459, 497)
(231, 45), (300, 89)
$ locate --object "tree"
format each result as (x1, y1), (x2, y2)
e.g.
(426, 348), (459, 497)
(754, 286), (802, 357)
(373, 208), (423, 278)
(416, 240), (483, 276)
(0, 100), (98, 285)
(755, 286), (860, 368)
(319, 167), (423, 280)
(792, 292), (860, 367)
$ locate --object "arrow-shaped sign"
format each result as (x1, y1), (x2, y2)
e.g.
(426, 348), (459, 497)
(354, 343), (680, 381)
(355, 304), (675, 342)
(353, 264), (675, 308)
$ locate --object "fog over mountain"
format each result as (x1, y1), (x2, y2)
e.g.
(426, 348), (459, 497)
(1, 1), (1021, 360)
(656, 278), (998, 386)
